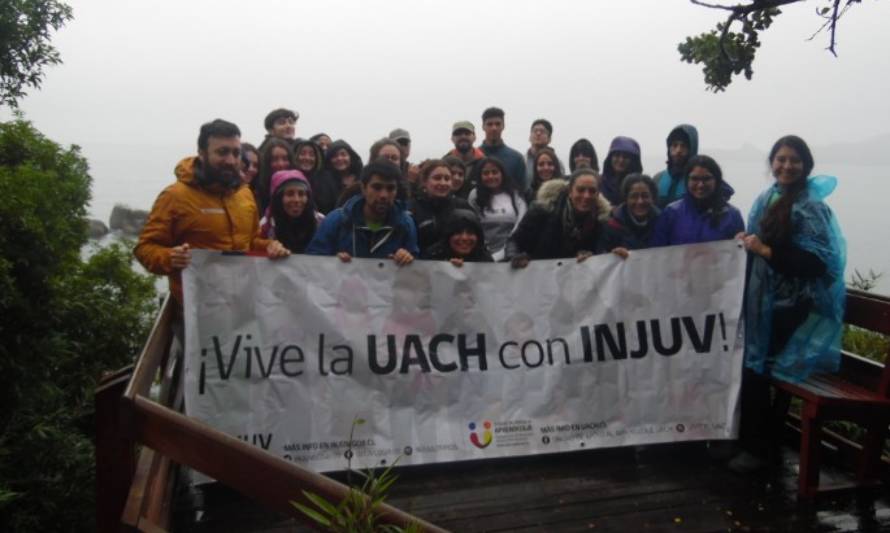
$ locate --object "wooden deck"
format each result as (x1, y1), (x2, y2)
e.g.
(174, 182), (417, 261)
(173, 442), (890, 532)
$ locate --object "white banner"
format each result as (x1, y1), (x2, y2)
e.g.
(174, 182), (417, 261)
(183, 241), (746, 473)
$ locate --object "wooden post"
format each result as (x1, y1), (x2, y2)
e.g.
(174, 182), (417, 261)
(798, 403), (822, 500)
(96, 366), (136, 533)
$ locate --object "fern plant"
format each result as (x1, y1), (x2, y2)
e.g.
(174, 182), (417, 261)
(292, 417), (421, 533)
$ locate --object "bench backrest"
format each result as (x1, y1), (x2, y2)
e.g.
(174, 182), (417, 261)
(842, 289), (890, 397)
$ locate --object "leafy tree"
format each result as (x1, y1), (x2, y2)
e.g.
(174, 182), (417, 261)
(0, 0), (73, 107)
(0, 118), (157, 531)
(680, 0), (863, 91)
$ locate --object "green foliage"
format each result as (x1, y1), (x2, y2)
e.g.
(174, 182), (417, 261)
(827, 269), (890, 445)
(844, 269), (888, 364)
(682, 0), (866, 91)
(292, 417), (421, 533)
(0, 119), (157, 531)
(678, 7), (779, 92)
(0, 0), (73, 107)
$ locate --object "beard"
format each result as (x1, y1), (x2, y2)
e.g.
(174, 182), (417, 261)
(455, 140), (472, 154)
(198, 158), (241, 189)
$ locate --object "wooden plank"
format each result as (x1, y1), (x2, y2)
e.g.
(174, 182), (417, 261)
(122, 395), (446, 533)
(122, 445), (158, 527)
(124, 294), (173, 400)
(95, 367), (136, 533)
(143, 453), (174, 530)
(845, 291), (890, 336)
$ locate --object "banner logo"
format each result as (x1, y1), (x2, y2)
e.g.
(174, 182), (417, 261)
(469, 420), (493, 448)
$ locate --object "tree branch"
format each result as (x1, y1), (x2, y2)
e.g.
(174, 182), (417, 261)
(690, 0), (803, 15)
(828, 0), (842, 56)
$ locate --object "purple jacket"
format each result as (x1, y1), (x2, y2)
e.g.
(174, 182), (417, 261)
(600, 136), (643, 205)
(651, 194), (744, 246)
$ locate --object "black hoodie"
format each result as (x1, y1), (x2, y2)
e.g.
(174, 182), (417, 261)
(422, 209), (494, 262)
(315, 139), (363, 214)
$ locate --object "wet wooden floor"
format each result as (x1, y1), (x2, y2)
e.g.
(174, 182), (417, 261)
(175, 442), (890, 532)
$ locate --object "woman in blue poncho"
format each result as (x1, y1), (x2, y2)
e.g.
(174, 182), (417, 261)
(730, 135), (846, 472)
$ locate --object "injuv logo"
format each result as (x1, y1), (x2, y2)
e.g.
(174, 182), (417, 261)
(469, 420), (493, 449)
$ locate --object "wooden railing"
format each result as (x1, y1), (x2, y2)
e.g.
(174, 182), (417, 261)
(96, 295), (446, 533)
(97, 289), (890, 530)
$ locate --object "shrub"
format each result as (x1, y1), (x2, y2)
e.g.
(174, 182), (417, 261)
(0, 119), (156, 531)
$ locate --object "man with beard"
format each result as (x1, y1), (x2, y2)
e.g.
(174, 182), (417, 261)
(135, 119), (289, 307)
(652, 124), (699, 208)
(306, 159), (418, 265)
(446, 121), (484, 164)
(444, 121), (485, 190)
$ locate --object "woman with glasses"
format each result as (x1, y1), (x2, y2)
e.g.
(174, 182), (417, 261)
(651, 155), (744, 246)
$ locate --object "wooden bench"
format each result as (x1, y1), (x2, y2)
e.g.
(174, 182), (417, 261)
(771, 288), (890, 500)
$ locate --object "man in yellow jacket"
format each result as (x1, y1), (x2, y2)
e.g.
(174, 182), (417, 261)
(135, 119), (289, 307)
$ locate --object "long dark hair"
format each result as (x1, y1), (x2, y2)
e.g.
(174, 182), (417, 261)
(760, 135), (814, 246)
(685, 155), (726, 229)
(256, 139), (294, 211)
(530, 147), (563, 194)
(569, 138), (599, 172)
(471, 157), (519, 217)
(270, 180), (318, 253)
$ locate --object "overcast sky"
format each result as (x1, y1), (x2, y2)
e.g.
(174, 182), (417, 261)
(2, 0), (889, 217)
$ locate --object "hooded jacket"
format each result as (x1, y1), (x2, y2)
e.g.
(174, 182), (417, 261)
(603, 204), (660, 251)
(305, 194), (419, 258)
(134, 156), (269, 304)
(505, 179), (611, 260)
(408, 193), (473, 254)
(652, 125), (699, 208)
(600, 136), (643, 205)
(651, 188), (744, 247)
(293, 139), (325, 179)
(315, 139), (364, 215)
(422, 209), (494, 262)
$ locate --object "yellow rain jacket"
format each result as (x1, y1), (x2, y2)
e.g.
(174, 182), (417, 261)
(135, 157), (270, 304)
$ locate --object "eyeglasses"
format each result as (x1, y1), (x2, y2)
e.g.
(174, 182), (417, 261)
(688, 176), (715, 184)
(396, 139), (410, 146)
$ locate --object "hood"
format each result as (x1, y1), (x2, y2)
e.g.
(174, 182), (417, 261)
(666, 124), (699, 159)
(534, 179), (612, 222)
(607, 136), (641, 159)
(174, 155), (241, 191)
(293, 139), (325, 174)
(174, 156), (199, 185)
(602, 136), (642, 178)
(324, 139), (364, 177)
(442, 208), (486, 243)
(806, 175), (837, 200)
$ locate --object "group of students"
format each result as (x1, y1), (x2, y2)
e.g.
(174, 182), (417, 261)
(136, 107), (846, 474)
(243, 107), (749, 268)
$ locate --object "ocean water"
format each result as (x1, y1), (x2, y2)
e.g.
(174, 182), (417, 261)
(82, 142), (890, 295)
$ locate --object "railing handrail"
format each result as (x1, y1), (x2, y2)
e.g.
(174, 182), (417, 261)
(116, 293), (446, 532)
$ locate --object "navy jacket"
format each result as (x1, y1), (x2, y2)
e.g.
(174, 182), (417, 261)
(305, 195), (419, 258)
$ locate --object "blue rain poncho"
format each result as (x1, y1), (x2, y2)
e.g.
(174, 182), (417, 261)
(744, 175), (846, 382)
